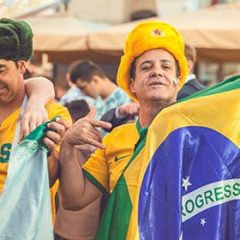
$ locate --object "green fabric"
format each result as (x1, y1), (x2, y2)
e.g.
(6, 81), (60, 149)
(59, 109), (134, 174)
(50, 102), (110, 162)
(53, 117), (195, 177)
(0, 18), (33, 61)
(95, 177), (132, 240)
(94, 122), (148, 240)
(25, 116), (60, 150)
(83, 169), (106, 193)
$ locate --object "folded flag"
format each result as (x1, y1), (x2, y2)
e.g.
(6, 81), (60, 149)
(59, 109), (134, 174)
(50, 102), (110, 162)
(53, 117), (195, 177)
(96, 75), (240, 240)
(0, 121), (54, 240)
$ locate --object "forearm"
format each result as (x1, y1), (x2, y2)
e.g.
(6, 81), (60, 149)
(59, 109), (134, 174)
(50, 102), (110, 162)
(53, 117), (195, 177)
(59, 141), (87, 210)
(25, 77), (55, 105)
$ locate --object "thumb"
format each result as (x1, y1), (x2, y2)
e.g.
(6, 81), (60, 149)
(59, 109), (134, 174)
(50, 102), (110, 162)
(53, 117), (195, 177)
(86, 107), (97, 119)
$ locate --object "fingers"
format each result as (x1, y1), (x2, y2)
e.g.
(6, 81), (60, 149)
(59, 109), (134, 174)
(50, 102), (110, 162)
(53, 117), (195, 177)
(20, 108), (49, 140)
(86, 107), (97, 119)
(128, 103), (139, 115)
(88, 119), (112, 130)
(119, 103), (139, 116)
(63, 115), (111, 149)
(48, 117), (70, 132)
(44, 117), (69, 153)
(83, 136), (106, 149)
(42, 136), (58, 153)
(20, 114), (44, 140)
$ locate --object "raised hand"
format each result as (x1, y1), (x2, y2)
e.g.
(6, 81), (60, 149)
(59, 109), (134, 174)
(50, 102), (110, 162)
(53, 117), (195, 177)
(63, 108), (112, 149)
(118, 102), (139, 116)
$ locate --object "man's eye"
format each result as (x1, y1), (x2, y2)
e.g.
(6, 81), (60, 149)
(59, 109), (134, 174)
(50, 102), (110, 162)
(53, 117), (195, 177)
(162, 65), (171, 70)
(0, 67), (6, 73)
(141, 65), (151, 71)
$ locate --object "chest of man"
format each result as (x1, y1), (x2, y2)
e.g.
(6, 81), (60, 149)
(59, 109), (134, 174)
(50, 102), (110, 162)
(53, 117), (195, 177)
(0, 108), (19, 191)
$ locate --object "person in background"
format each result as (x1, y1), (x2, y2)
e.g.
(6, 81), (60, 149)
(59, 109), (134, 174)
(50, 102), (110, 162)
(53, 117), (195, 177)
(177, 43), (205, 99)
(69, 60), (131, 120)
(59, 60), (95, 107)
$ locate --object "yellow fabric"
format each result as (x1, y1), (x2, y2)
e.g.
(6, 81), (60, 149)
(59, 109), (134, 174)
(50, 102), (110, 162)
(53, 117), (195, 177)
(117, 20), (188, 101)
(0, 100), (71, 222)
(82, 122), (139, 192)
(123, 88), (240, 239)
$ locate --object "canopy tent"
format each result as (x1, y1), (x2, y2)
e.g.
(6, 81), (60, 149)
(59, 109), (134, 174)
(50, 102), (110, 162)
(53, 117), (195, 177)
(23, 15), (111, 64)
(87, 4), (240, 62)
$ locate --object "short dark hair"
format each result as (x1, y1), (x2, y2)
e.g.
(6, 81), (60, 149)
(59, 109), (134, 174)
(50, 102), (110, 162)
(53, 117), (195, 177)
(65, 100), (90, 122)
(70, 60), (106, 84)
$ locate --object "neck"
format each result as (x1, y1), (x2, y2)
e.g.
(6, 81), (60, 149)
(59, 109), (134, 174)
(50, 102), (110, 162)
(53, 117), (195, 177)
(138, 99), (176, 128)
(100, 78), (117, 100)
(0, 85), (25, 123)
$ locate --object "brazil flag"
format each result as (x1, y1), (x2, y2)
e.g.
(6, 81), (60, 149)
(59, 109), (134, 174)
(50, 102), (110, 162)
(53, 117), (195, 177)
(95, 75), (240, 240)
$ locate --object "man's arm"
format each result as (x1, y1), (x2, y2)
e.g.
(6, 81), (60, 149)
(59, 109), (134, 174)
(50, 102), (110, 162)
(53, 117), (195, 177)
(59, 109), (112, 210)
(43, 117), (70, 186)
(22, 77), (55, 139)
(59, 141), (102, 210)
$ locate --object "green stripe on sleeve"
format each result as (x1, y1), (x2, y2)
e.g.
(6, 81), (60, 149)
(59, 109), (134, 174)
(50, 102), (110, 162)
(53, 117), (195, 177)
(83, 169), (107, 193)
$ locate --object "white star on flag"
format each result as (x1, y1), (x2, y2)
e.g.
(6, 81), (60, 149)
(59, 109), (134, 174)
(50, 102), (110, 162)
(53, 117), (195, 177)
(182, 176), (192, 191)
(200, 218), (206, 226)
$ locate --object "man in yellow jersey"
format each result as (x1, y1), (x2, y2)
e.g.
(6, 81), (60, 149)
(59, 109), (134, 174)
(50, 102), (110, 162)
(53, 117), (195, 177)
(0, 18), (71, 221)
(59, 20), (188, 238)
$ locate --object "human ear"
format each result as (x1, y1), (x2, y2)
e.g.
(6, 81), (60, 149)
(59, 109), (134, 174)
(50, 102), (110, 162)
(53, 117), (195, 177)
(130, 78), (136, 94)
(17, 60), (28, 74)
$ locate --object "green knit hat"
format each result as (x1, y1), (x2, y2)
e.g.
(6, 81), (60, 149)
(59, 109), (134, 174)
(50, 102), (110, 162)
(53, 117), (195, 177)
(0, 18), (33, 61)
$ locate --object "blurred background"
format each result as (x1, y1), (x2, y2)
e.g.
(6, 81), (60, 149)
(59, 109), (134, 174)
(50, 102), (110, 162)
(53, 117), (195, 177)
(1, 0), (240, 99)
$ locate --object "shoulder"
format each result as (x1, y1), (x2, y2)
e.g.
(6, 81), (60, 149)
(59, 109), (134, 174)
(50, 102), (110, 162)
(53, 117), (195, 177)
(178, 79), (205, 99)
(46, 100), (72, 123)
(103, 121), (137, 143)
(187, 79), (205, 90)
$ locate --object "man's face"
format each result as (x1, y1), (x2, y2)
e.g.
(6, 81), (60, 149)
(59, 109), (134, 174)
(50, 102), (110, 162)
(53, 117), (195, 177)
(75, 78), (99, 99)
(0, 59), (25, 104)
(130, 49), (180, 105)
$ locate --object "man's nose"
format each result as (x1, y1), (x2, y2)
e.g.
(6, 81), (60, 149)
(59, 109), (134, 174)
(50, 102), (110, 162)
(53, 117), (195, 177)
(150, 70), (163, 78)
(150, 64), (164, 78)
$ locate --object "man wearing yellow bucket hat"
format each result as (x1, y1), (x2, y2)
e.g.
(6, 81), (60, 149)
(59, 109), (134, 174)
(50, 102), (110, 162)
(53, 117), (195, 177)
(59, 20), (188, 238)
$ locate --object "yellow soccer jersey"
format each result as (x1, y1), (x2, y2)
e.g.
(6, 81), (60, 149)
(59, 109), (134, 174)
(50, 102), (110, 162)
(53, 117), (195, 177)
(82, 121), (141, 193)
(0, 100), (71, 221)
